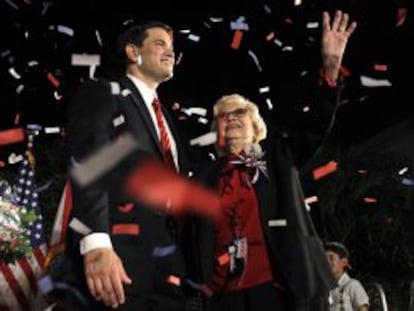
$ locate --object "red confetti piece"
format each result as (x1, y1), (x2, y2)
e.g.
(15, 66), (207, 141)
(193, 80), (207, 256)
(117, 203), (135, 213)
(0, 128), (25, 146)
(266, 31), (275, 41)
(14, 113), (20, 125)
(374, 64), (388, 72)
(166, 275), (181, 286)
(125, 159), (220, 219)
(230, 30), (243, 50)
(217, 253), (230, 266)
(47, 72), (60, 88)
(363, 197), (377, 203)
(312, 160), (338, 180)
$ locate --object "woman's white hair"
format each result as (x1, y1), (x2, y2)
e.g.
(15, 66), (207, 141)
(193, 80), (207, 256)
(211, 93), (267, 157)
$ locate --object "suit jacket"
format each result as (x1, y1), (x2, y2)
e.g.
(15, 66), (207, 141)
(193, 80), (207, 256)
(65, 76), (189, 309)
(188, 84), (341, 310)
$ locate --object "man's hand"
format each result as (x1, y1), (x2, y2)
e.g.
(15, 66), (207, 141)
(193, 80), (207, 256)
(321, 10), (357, 83)
(84, 248), (132, 308)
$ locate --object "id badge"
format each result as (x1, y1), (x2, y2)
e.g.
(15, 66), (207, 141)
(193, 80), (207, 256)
(228, 237), (248, 277)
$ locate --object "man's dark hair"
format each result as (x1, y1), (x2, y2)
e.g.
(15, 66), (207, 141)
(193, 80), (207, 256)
(116, 20), (173, 66)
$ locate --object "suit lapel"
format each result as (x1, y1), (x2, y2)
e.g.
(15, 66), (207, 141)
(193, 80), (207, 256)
(119, 77), (164, 155)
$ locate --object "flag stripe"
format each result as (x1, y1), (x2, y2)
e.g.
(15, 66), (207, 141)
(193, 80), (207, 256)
(0, 272), (20, 309)
(33, 247), (46, 270)
(50, 181), (72, 246)
(0, 262), (30, 311)
(61, 181), (72, 242)
(17, 258), (37, 294)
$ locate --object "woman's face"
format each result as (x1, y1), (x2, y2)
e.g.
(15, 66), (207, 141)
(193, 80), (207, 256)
(216, 103), (256, 152)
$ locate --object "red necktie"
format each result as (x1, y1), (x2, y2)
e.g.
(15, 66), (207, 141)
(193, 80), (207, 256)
(152, 98), (176, 170)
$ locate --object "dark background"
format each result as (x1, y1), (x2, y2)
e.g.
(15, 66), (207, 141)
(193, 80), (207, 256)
(1, 0), (413, 163)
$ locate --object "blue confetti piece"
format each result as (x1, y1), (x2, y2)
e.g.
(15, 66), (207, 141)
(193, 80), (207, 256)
(152, 244), (177, 257)
(401, 178), (414, 186)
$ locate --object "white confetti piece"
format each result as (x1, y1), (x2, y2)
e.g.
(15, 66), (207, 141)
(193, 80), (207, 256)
(306, 22), (319, 29)
(70, 132), (139, 187)
(190, 132), (217, 146)
(265, 98), (273, 110)
(197, 117), (208, 124)
(110, 81), (121, 95)
(8, 67), (21, 79)
(44, 127), (61, 134)
(8, 153), (24, 164)
(268, 219), (287, 227)
(398, 167), (408, 175)
(71, 54), (101, 66)
(248, 50), (262, 72)
(187, 33), (200, 42)
(188, 107), (207, 116)
(259, 86), (270, 94)
(69, 217), (92, 235)
(274, 39), (283, 47)
(57, 25), (74, 37)
(112, 114), (125, 127)
(360, 75), (392, 87)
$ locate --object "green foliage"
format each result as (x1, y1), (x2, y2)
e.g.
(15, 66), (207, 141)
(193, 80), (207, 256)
(0, 199), (37, 264)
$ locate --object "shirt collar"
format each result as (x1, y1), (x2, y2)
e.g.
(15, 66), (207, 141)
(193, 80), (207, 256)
(126, 74), (157, 106)
(337, 272), (350, 287)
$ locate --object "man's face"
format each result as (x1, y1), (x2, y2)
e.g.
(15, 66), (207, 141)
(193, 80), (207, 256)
(138, 27), (175, 83)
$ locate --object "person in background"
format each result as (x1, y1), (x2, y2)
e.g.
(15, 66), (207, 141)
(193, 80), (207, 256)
(66, 20), (191, 310)
(324, 242), (370, 311)
(186, 10), (357, 311)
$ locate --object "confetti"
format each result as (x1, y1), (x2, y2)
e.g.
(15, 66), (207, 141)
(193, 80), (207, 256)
(312, 160), (338, 180)
(166, 275), (181, 286)
(187, 33), (200, 42)
(70, 132), (139, 187)
(125, 159), (220, 219)
(0, 128), (25, 146)
(57, 25), (74, 37)
(68, 217), (92, 235)
(44, 127), (61, 134)
(268, 219), (287, 227)
(189, 131), (217, 146)
(360, 75), (392, 88)
(230, 30), (243, 50)
(71, 54), (101, 67)
(304, 195), (318, 204)
(248, 50), (262, 72)
(398, 167), (408, 175)
(259, 86), (270, 94)
(152, 244), (177, 257)
(401, 178), (414, 186)
(8, 67), (21, 80)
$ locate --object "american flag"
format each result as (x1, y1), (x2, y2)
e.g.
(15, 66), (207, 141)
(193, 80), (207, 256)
(0, 151), (48, 310)
(45, 180), (72, 267)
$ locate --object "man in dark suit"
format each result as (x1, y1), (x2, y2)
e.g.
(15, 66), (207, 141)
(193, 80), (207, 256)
(66, 21), (189, 310)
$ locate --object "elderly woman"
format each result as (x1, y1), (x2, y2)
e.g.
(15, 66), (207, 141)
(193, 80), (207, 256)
(186, 10), (357, 311)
